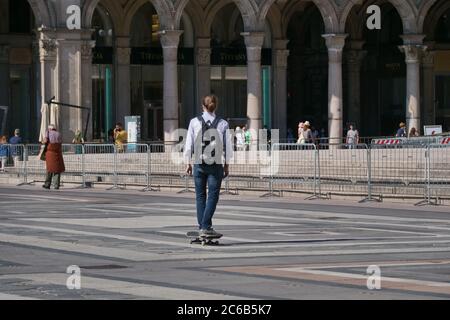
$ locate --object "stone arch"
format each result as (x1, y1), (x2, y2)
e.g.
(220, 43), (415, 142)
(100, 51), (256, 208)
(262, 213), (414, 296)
(176, 0), (259, 32)
(180, 11), (195, 47)
(28, 0), (54, 27)
(182, 0), (208, 37)
(281, 0), (340, 34)
(83, 0), (123, 34)
(263, 2), (283, 40)
(340, 0), (418, 34)
(418, 0), (441, 34)
(420, 0), (450, 39)
(122, 0), (174, 35)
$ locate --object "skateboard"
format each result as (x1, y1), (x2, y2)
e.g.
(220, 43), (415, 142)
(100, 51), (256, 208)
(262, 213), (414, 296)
(187, 231), (222, 246)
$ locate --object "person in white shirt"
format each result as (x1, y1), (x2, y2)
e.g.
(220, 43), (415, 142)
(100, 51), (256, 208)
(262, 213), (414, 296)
(346, 124), (359, 149)
(235, 126), (245, 151)
(184, 95), (233, 237)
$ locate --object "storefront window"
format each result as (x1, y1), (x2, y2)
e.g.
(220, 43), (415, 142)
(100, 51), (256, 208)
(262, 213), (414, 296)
(436, 75), (450, 132)
(1, 0), (36, 141)
(287, 4), (328, 136)
(436, 9), (450, 43)
(210, 3), (272, 129)
(92, 65), (113, 141)
(9, 0), (33, 33)
(10, 66), (33, 141)
(129, 2), (195, 141)
(360, 3), (405, 136)
(92, 6), (114, 141)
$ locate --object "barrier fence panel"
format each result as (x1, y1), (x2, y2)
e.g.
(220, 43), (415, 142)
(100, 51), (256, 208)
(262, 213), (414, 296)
(229, 146), (270, 194)
(263, 143), (317, 198)
(370, 145), (427, 200)
(114, 144), (149, 189)
(149, 144), (189, 192)
(60, 144), (84, 187)
(23, 144), (47, 184)
(427, 144), (450, 204)
(0, 144), (26, 184)
(360, 148), (382, 203)
(83, 144), (118, 189)
(317, 144), (369, 198)
(7, 139), (447, 204)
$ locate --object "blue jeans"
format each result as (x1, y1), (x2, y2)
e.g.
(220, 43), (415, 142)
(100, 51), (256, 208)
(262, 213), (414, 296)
(193, 164), (224, 230)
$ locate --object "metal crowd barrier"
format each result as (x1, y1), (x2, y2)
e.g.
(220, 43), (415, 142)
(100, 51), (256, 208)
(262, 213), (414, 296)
(148, 144), (190, 193)
(228, 146), (270, 193)
(115, 144), (149, 190)
(419, 144), (450, 205)
(370, 144), (427, 199)
(61, 144), (84, 187)
(83, 144), (118, 189)
(8, 142), (449, 205)
(23, 144), (46, 184)
(262, 143), (318, 198)
(318, 144), (369, 199)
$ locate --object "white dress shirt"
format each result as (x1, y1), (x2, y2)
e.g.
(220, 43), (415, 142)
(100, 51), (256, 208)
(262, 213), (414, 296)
(184, 111), (233, 164)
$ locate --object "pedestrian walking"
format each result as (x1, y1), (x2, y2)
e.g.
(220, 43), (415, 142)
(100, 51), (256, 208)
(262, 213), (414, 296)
(9, 129), (23, 166)
(409, 127), (419, 138)
(235, 126), (245, 151)
(0, 136), (9, 172)
(302, 121), (314, 144)
(346, 125), (359, 149)
(42, 125), (65, 190)
(72, 129), (84, 154)
(243, 126), (251, 151)
(396, 122), (407, 137)
(297, 122), (305, 144)
(184, 95), (233, 238)
(114, 123), (127, 153)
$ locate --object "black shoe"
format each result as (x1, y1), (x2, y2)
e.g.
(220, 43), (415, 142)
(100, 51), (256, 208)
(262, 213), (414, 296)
(54, 187), (60, 190)
(201, 228), (222, 238)
(42, 185), (50, 189)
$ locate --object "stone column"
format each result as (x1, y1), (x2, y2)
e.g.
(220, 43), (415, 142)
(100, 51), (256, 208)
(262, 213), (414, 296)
(422, 48), (435, 127)
(241, 32), (265, 144)
(54, 29), (94, 141)
(159, 30), (183, 143)
(81, 39), (96, 141)
(323, 34), (347, 145)
(197, 38), (211, 111)
(0, 45), (10, 108)
(38, 29), (58, 139)
(346, 41), (366, 129)
(273, 39), (289, 140)
(399, 35), (427, 133)
(115, 37), (131, 124)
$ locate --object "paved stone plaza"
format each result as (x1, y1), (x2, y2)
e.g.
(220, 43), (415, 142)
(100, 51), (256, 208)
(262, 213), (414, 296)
(0, 185), (449, 300)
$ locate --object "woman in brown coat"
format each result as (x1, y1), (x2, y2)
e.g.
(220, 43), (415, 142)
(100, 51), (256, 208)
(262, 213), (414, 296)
(43, 125), (65, 190)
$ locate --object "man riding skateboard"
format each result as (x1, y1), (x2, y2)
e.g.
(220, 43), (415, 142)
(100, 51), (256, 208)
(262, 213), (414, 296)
(184, 95), (233, 239)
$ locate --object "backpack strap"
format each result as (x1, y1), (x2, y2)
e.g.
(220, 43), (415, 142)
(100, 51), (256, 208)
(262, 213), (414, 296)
(197, 115), (222, 130)
(211, 116), (222, 129)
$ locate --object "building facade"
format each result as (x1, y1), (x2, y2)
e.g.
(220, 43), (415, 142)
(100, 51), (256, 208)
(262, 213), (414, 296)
(0, 0), (449, 143)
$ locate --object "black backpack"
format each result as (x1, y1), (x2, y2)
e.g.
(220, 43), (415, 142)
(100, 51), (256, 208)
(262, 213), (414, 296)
(194, 115), (223, 165)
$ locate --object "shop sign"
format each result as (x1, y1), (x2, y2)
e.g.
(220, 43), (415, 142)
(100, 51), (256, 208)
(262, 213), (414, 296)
(211, 48), (272, 66)
(131, 48), (194, 65)
(92, 47), (113, 64)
